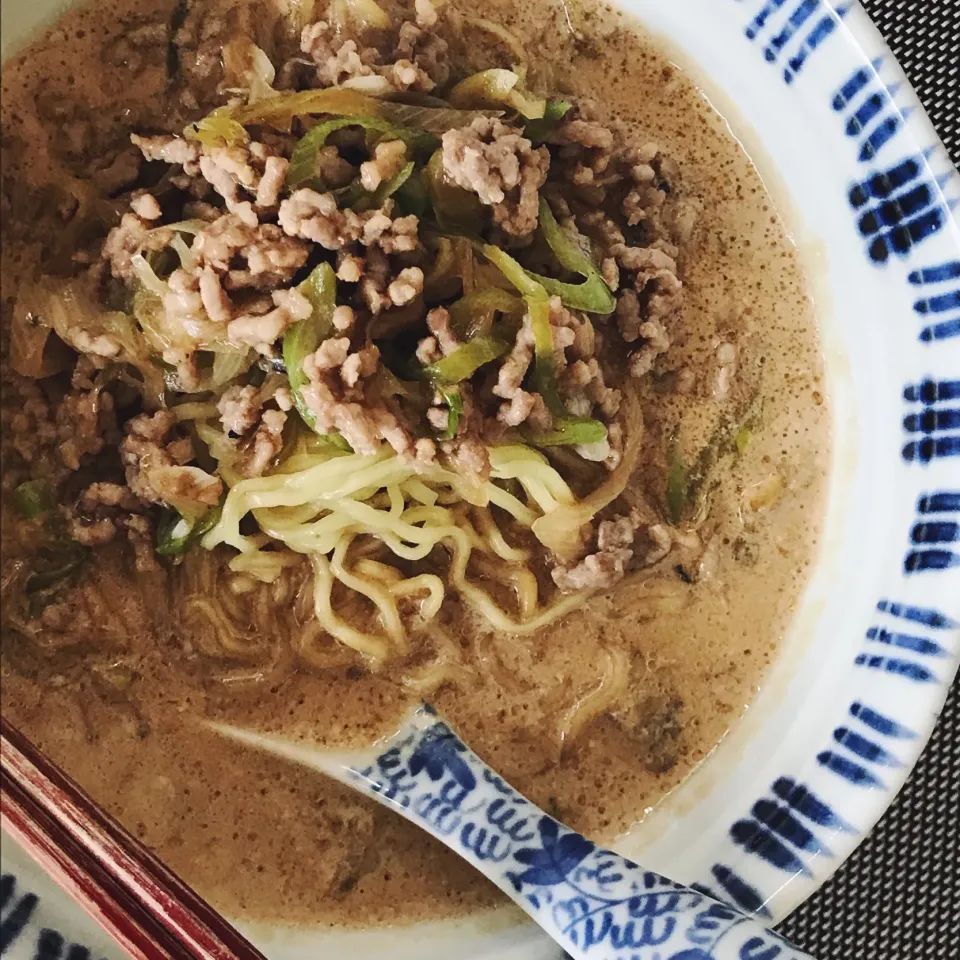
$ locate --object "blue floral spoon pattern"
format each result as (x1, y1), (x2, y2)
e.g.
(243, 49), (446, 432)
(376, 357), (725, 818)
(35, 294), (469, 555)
(211, 705), (812, 960)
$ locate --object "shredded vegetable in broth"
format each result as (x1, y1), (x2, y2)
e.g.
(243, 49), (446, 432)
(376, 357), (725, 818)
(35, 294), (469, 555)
(1, 0), (829, 929)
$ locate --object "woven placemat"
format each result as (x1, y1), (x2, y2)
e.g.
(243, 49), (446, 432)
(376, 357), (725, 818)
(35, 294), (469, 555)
(778, 3), (960, 956)
(859, 0), (959, 164)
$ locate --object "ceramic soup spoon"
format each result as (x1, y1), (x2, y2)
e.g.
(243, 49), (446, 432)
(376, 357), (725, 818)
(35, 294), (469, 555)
(211, 704), (813, 960)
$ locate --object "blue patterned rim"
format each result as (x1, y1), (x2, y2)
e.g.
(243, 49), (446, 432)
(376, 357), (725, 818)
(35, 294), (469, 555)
(666, 0), (960, 926)
(1, 1), (959, 957)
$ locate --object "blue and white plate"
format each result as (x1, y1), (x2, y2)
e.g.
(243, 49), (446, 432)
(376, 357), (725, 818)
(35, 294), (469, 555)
(1, 0), (958, 957)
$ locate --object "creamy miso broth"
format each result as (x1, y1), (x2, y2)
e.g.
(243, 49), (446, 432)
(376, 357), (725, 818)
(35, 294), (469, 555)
(1, 0), (828, 927)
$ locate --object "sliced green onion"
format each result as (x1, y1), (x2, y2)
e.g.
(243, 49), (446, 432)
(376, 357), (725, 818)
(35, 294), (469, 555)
(481, 244), (544, 299)
(25, 547), (86, 595)
(15, 479), (53, 519)
(425, 335), (510, 385)
(170, 233), (196, 271)
(284, 262), (333, 425)
(130, 253), (169, 297)
(211, 348), (254, 388)
(481, 245), (558, 406)
(155, 503), (223, 557)
(524, 99), (571, 143)
(527, 198), (615, 314)
(331, 0), (391, 31)
(394, 170), (429, 216)
(424, 149), (486, 232)
(282, 263), (351, 450)
(448, 69), (546, 120)
(437, 385), (463, 440)
(665, 440), (688, 525)
(377, 101), (504, 136)
(232, 88), (380, 125)
(370, 159), (415, 202)
(184, 107), (249, 148)
(524, 417), (607, 447)
(337, 160), (415, 210)
(448, 288), (523, 339)
(231, 90), (494, 135)
(288, 117), (430, 190)
(483, 243), (607, 448)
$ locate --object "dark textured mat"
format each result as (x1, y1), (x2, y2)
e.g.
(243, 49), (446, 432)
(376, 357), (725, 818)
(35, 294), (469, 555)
(778, 5), (959, 955)
(778, 679), (959, 958)
(859, 0), (959, 165)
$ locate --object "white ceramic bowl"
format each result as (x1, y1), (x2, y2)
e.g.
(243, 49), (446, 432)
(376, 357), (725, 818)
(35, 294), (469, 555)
(2, 1), (958, 957)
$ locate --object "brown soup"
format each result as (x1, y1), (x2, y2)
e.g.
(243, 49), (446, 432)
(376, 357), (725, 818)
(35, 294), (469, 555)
(1, 0), (829, 928)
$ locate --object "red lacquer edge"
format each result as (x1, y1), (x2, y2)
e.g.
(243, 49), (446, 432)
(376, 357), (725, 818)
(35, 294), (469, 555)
(0, 718), (266, 960)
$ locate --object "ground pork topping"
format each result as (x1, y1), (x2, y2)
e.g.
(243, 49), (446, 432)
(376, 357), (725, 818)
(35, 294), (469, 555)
(215, 380), (291, 477)
(549, 117), (616, 151)
(191, 215), (310, 290)
(417, 306), (460, 365)
(5, 381), (58, 466)
(56, 385), (118, 472)
(426, 307), (460, 356)
(120, 411), (222, 509)
(615, 245), (682, 316)
(442, 435), (490, 482)
(615, 288), (673, 379)
(217, 384), (262, 436)
(130, 193), (162, 220)
(360, 140), (407, 192)
(300, 21), (380, 87)
(299, 341), (429, 461)
(552, 511), (643, 593)
(278, 190), (419, 255)
(489, 318), (552, 432)
(68, 482), (147, 550)
(197, 141), (289, 220)
(357, 248), (424, 315)
(226, 287), (312, 351)
(392, 20), (449, 89)
(130, 133), (201, 172)
(299, 13), (448, 92)
(441, 119), (550, 236)
(234, 408), (287, 478)
(101, 212), (163, 280)
(492, 314), (536, 422)
(414, 0), (439, 29)
(5, 5), (708, 595)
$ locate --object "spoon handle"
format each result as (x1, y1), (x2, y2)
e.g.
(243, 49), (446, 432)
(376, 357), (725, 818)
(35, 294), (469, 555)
(281, 705), (811, 960)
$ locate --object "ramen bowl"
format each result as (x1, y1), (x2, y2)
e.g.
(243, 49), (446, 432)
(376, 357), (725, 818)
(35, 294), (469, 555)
(0, 1), (958, 958)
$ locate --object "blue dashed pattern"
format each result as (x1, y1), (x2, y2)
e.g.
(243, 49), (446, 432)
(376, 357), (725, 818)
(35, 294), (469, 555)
(910, 261), (960, 341)
(711, 685), (934, 903)
(853, 653), (938, 683)
(906, 493), (960, 572)
(865, 625), (948, 658)
(849, 701), (918, 740)
(830, 726), (902, 767)
(832, 60), (907, 160)
(770, 778), (854, 832)
(33, 930), (93, 960)
(815, 702), (916, 788)
(0, 876), (37, 955)
(740, 0), (850, 83)
(875, 599), (959, 630)
(0, 875), (107, 960)
(849, 157), (949, 263)
(703, 866), (769, 918)
(902, 379), (960, 463)
(857, 600), (954, 682)
(727, 779), (845, 881)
